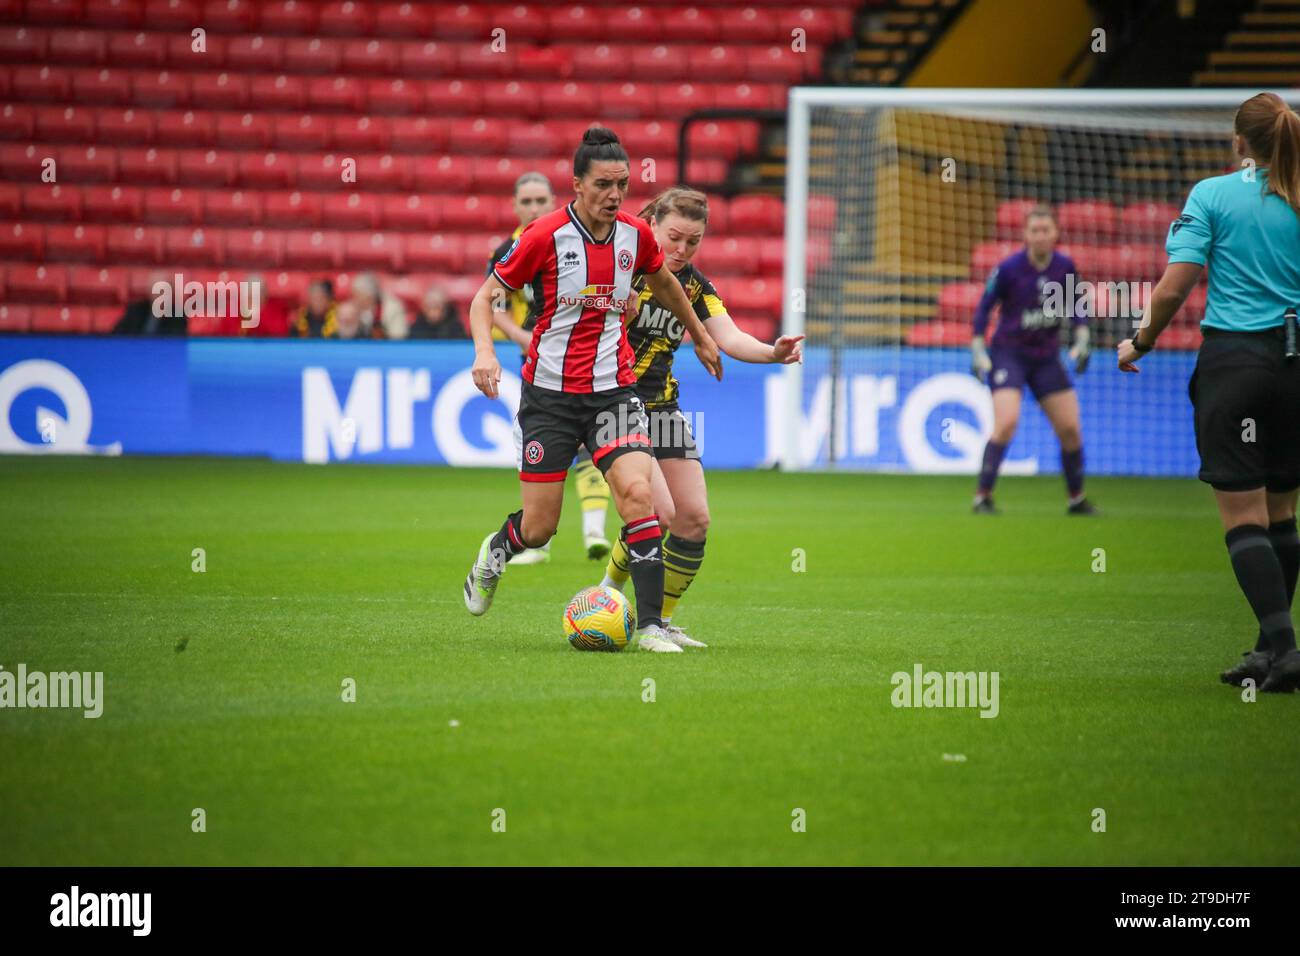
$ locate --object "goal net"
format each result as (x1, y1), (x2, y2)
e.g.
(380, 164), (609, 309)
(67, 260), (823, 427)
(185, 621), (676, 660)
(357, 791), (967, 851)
(779, 88), (1260, 477)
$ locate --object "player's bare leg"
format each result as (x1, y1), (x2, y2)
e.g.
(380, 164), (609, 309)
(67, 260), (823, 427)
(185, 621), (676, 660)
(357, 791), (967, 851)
(974, 387), (1020, 514)
(1040, 388), (1094, 515)
(604, 451), (679, 653)
(463, 481), (563, 616)
(657, 457), (710, 648)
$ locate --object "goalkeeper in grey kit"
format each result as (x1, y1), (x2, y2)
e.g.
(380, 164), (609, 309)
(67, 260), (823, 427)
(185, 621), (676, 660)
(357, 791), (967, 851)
(968, 204), (1096, 516)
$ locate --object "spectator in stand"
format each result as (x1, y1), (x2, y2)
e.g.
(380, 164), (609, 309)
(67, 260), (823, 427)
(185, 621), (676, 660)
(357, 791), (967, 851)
(241, 274), (293, 338)
(351, 273), (408, 340)
(408, 286), (467, 339)
(293, 280), (338, 338)
(112, 270), (187, 336)
(335, 301), (362, 340)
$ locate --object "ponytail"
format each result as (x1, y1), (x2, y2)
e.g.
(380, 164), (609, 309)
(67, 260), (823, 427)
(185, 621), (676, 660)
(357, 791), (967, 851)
(1235, 92), (1300, 212)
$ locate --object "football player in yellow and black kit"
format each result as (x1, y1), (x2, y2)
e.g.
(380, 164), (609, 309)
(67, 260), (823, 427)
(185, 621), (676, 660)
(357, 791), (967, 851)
(598, 187), (804, 646)
(486, 171), (613, 564)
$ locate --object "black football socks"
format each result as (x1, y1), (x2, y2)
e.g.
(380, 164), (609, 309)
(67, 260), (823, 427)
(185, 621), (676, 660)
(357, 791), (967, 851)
(1226, 524), (1298, 658)
(624, 515), (665, 630)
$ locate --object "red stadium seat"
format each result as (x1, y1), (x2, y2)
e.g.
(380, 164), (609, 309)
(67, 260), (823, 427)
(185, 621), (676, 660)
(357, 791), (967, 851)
(31, 304), (96, 332)
(72, 67), (133, 106)
(472, 156), (538, 193)
(116, 146), (175, 183)
(308, 76), (363, 112)
(403, 233), (464, 272)
(1058, 243), (1101, 277)
(662, 82), (716, 115)
(695, 236), (757, 277)
(49, 28), (107, 64)
(201, 0), (257, 32)
(728, 195), (784, 235)
(320, 1), (375, 36)
(284, 37), (339, 73)
(1097, 243), (1166, 281)
(545, 5), (604, 42)
(36, 106), (95, 143)
(935, 281), (984, 323)
(354, 153), (406, 190)
(410, 154), (471, 192)
(341, 38), (398, 75)
(713, 82), (771, 111)
(24, 184), (81, 221)
(260, 189), (318, 228)
(203, 188), (261, 226)
(606, 6), (663, 41)
(601, 81), (657, 119)
(24, 0), (81, 26)
(389, 116), (445, 153)
(0, 26), (49, 62)
(96, 107), (153, 145)
(448, 117), (508, 156)
(107, 29), (166, 67)
(0, 182), (19, 218)
(631, 44), (690, 82)
(82, 184), (143, 222)
(995, 198), (1038, 238)
(434, 4), (491, 40)
(331, 114), (389, 152)
(165, 225), (222, 265)
(0, 303), (32, 332)
(259, 0), (317, 35)
(424, 79), (481, 115)
(143, 186), (201, 224)
(0, 143), (46, 181)
(507, 121), (565, 158)
(238, 151), (295, 189)
(107, 224), (162, 262)
(617, 120), (675, 160)
(729, 6), (779, 42)
(366, 78), (421, 114)
(379, 193), (439, 231)
(224, 228), (285, 267)
(0, 221), (43, 259)
(252, 74), (307, 112)
(663, 7), (720, 41)
(188, 72), (249, 109)
(13, 65), (72, 101)
(322, 191), (377, 229)
(539, 81), (599, 118)
(214, 111), (271, 148)
(496, 4), (548, 41)
(454, 42), (516, 81)
(515, 46), (574, 81)
(68, 265), (128, 304)
(345, 231), (402, 271)
(0, 103), (34, 141)
(296, 153), (345, 190)
(1121, 201), (1182, 240)
(688, 121), (744, 162)
(397, 39), (455, 78)
(970, 240), (1019, 278)
(746, 45), (805, 84)
(907, 320), (969, 348)
(440, 194), (507, 232)
(483, 80), (541, 119)
(177, 148), (236, 187)
(570, 43), (631, 81)
(284, 230), (341, 270)
(225, 35), (285, 72)
(7, 264), (67, 302)
(756, 236), (785, 276)
(694, 45), (748, 82)
(144, 0), (203, 30)
(1058, 200), (1118, 242)
(374, 2), (434, 38)
(132, 69), (188, 108)
(273, 112), (330, 150)
(154, 109), (212, 146)
(58, 145), (117, 183)
(85, 0), (145, 29)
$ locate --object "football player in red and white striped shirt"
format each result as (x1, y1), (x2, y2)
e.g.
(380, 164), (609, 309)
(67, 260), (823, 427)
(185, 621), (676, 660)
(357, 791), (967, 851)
(461, 127), (723, 653)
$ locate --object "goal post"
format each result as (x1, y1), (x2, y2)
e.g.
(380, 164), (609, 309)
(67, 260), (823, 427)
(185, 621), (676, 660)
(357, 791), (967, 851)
(779, 87), (1282, 476)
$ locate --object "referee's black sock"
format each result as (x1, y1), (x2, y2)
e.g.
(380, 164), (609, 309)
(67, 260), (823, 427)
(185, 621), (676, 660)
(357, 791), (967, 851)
(1254, 517), (1300, 652)
(1226, 524), (1297, 658)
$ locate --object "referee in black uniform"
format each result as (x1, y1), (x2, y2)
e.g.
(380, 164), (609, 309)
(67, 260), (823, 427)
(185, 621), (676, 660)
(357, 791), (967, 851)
(1118, 92), (1300, 692)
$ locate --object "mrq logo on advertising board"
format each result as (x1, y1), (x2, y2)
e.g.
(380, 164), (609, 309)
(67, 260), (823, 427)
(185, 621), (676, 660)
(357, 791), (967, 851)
(0, 359), (121, 456)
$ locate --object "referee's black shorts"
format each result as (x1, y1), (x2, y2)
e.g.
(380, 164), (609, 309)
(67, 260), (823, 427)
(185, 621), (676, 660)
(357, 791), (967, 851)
(1189, 326), (1300, 492)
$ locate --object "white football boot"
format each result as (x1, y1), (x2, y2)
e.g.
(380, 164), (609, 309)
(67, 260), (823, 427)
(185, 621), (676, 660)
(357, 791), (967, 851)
(511, 542), (551, 565)
(635, 624), (683, 653)
(463, 533), (504, 616)
(663, 624), (707, 649)
(584, 534), (612, 561)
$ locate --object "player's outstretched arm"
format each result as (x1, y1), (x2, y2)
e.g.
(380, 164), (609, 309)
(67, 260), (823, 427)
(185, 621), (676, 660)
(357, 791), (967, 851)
(644, 266), (723, 381)
(1117, 262), (1202, 373)
(706, 312), (803, 364)
(469, 275), (508, 398)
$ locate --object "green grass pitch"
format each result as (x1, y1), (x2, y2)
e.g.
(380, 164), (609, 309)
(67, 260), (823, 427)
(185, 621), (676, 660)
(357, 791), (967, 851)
(2, 456), (1297, 866)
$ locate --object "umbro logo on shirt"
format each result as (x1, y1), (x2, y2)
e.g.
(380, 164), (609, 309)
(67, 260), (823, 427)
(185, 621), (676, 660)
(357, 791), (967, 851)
(1170, 214), (1195, 236)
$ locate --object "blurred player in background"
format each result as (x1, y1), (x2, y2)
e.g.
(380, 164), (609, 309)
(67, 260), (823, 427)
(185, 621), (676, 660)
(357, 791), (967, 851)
(598, 187), (802, 647)
(1118, 91), (1300, 692)
(488, 171), (613, 565)
(969, 205), (1096, 516)
(462, 128), (724, 653)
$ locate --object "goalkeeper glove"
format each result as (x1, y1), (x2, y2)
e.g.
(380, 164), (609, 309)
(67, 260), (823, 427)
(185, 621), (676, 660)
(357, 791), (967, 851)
(970, 336), (992, 383)
(1068, 325), (1091, 374)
